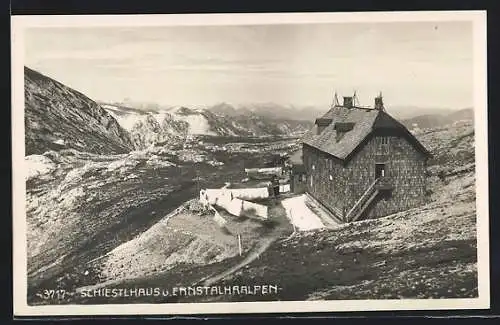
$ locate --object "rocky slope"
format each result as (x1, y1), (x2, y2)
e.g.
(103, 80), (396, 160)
(25, 136), (297, 304)
(102, 103), (312, 149)
(24, 67), (134, 155)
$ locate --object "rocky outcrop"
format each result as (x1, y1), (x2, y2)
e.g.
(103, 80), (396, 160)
(104, 103), (312, 149)
(24, 67), (134, 155)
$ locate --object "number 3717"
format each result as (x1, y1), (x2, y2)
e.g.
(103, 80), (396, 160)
(36, 289), (67, 300)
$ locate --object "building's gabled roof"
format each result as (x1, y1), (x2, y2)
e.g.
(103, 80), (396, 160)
(302, 105), (432, 162)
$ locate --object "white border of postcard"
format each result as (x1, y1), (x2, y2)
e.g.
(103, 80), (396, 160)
(11, 10), (489, 316)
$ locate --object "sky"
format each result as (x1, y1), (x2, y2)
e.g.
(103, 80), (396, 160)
(24, 21), (474, 109)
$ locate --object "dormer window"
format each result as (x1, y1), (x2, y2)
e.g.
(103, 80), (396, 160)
(315, 118), (333, 135)
(334, 122), (355, 141)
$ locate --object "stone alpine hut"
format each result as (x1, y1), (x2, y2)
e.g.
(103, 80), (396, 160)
(297, 93), (432, 223)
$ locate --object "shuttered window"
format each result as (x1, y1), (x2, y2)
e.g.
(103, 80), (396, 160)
(380, 137), (390, 154)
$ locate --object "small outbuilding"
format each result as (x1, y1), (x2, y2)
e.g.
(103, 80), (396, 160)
(289, 148), (307, 194)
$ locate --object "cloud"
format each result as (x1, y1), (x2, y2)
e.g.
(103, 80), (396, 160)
(24, 22), (474, 108)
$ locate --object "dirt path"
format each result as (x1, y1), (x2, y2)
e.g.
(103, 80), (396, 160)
(200, 234), (278, 286)
(196, 199), (295, 287)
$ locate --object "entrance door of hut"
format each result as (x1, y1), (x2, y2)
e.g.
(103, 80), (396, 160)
(375, 163), (386, 179)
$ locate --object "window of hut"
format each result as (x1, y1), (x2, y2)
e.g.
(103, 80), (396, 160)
(380, 137), (390, 154)
(375, 163), (387, 178)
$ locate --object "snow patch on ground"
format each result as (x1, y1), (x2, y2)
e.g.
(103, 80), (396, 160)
(107, 158), (140, 172)
(146, 155), (176, 168)
(101, 104), (119, 110)
(104, 109), (145, 131)
(106, 108), (216, 139)
(117, 114), (146, 131)
(25, 155), (56, 180)
(152, 112), (169, 126)
(281, 195), (325, 231)
(174, 113), (216, 135)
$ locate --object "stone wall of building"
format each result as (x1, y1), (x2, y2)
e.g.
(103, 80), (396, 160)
(344, 135), (427, 219)
(303, 134), (427, 221)
(303, 144), (347, 219)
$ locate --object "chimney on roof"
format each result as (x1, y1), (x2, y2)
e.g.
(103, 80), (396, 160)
(374, 92), (385, 111)
(343, 96), (353, 109)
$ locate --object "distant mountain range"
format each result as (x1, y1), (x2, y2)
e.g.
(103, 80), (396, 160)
(207, 102), (472, 123)
(208, 102), (323, 122)
(24, 66), (315, 155)
(401, 108), (474, 131)
(24, 66), (473, 155)
(101, 103), (313, 149)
